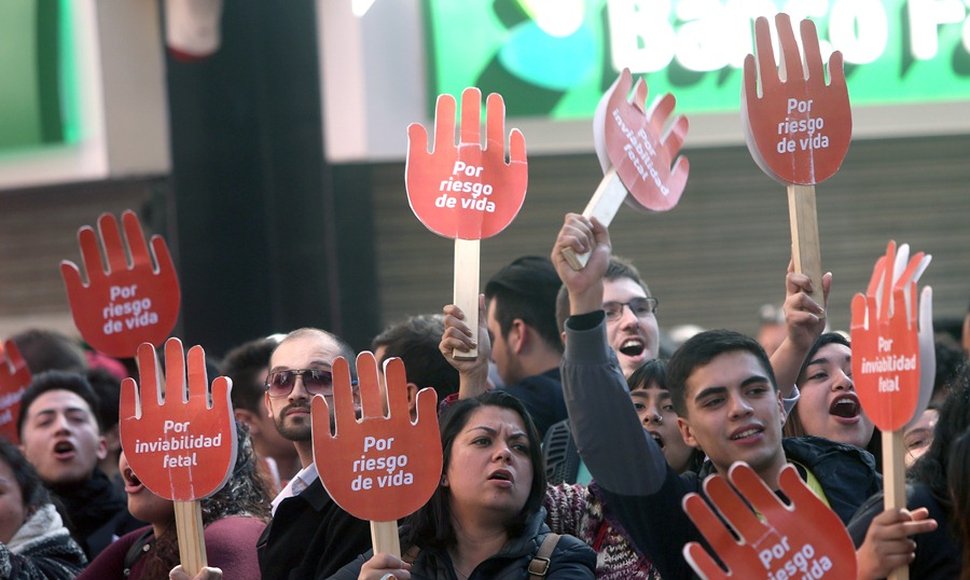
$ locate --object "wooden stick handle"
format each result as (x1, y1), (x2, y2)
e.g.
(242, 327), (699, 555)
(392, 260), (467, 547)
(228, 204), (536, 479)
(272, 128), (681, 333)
(787, 184), (823, 299)
(453, 238), (480, 361)
(174, 500), (207, 576)
(371, 520), (401, 558)
(562, 168), (627, 270)
(883, 429), (909, 580)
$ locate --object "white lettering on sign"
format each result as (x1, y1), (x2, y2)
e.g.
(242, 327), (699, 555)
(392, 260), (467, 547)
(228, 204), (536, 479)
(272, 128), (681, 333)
(908, 0), (968, 60)
(134, 433), (224, 470)
(859, 336), (917, 395)
(350, 436), (416, 492)
(606, 0), (969, 72)
(102, 285), (160, 335)
(758, 536), (835, 580)
(435, 160), (497, 213)
(612, 109), (671, 195)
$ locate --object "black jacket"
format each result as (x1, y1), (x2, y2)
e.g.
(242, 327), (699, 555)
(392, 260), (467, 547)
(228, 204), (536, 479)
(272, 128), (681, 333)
(257, 477), (371, 579)
(779, 436), (882, 525)
(329, 507), (596, 579)
(848, 482), (962, 579)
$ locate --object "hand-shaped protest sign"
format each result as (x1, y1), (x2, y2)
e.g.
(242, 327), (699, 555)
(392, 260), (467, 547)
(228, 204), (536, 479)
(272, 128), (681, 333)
(406, 88), (527, 241)
(742, 14), (851, 186)
(564, 69), (689, 270)
(61, 211), (180, 358)
(851, 241), (932, 433)
(0, 341), (31, 443)
(313, 352), (441, 522)
(742, 14), (851, 298)
(406, 89), (527, 359)
(602, 68), (689, 213)
(313, 352), (441, 556)
(683, 463), (856, 580)
(120, 338), (237, 501)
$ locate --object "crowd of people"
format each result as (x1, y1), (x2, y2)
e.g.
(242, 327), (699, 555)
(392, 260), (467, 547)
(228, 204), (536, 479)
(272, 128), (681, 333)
(1, 212), (969, 579)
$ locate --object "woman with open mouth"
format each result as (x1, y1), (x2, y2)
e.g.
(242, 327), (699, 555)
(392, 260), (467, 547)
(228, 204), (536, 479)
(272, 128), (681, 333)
(330, 391), (596, 579)
(78, 423), (270, 579)
(784, 332), (875, 450)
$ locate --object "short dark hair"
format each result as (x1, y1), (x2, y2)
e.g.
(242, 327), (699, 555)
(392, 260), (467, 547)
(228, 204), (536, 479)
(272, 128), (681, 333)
(486, 256), (563, 353)
(371, 314), (459, 401)
(222, 337), (280, 414)
(405, 391), (546, 550)
(18, 371), (103, 437)
(666, 329), (777, 417)
(0, 439), (51, 516)
(85, 367), (121, 432)
(555, 255), (651, 334)
(10, 329), (87, 374)
(628, 358), (668, 392)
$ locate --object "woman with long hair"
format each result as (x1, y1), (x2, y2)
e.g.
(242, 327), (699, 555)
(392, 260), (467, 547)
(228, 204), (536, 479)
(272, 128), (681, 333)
(79, 422), (271, 579)
(332, 390), (595, 579)
(948, 427), (970, 580)
(783, 332), (875, 450)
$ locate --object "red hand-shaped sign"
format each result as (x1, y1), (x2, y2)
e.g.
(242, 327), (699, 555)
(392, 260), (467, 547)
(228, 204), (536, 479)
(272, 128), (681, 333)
(120, 339), (237, 501)
(851, 241), (924, 431)
(406, 88), (528, 240)
(61, 211), (181, 359)
(312, 352), (442, 522)
(603, 68), (689, 212)
(742, 14), (851, 185)
(683, 463), (857, 580)
(0, 341), (31, 444)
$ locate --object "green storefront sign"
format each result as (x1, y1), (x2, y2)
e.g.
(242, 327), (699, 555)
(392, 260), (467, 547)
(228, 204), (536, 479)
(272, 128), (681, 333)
(424, 0), (970, 118)
(0, 0), (79, 154)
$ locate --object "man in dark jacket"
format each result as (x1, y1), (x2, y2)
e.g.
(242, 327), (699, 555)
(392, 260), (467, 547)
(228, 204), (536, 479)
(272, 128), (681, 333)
(485, 256), (567, 437)
(256, 327), (371, 579)
(552, 214), (881, 579)
(17, 371), (143, 559)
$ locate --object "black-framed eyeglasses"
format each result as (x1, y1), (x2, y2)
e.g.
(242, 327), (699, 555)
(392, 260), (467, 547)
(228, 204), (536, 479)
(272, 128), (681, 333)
(603, 297), (659, 321)
(265, 368), (333, 398)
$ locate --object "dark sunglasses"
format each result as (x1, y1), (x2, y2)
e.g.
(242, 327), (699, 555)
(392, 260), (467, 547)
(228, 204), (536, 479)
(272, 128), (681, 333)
(265, 368), (333, 398)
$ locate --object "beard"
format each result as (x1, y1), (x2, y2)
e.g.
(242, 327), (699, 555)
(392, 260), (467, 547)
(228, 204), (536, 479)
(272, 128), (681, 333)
(274, 402), (313, 441)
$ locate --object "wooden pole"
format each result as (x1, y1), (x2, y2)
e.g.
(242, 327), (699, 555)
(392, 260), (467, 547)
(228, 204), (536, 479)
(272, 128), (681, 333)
(562, 168), (628, 270)
(453, 239), (480, 360)
(786, 184), (823, 298)
(174, 500), (207, 575)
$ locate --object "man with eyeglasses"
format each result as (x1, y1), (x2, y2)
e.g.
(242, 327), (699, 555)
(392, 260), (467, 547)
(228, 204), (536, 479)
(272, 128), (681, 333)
(256, 328), (371, 580)
(555, 256), (660, 381)
(546, 222), (667, 485)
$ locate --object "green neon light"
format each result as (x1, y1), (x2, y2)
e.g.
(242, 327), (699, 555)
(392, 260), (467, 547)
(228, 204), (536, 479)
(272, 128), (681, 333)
(60, 0), (81, 145)
(0, 0), (77, 155)
(425, 0), (970, 119)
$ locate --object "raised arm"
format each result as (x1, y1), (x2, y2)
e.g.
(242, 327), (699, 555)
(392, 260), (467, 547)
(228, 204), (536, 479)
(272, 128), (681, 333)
(551, 214), (667, 495)
(770, 262), (831, 401)
(440, 295), (491, 399)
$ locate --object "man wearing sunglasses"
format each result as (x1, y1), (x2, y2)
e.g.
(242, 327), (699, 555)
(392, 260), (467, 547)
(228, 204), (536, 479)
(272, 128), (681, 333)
(256, 328), (371, 580)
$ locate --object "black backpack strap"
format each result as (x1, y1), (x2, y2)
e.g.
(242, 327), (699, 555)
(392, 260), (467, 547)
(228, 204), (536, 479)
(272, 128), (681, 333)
(122, 529), (154, 576)
(528, 533), (560, 579)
